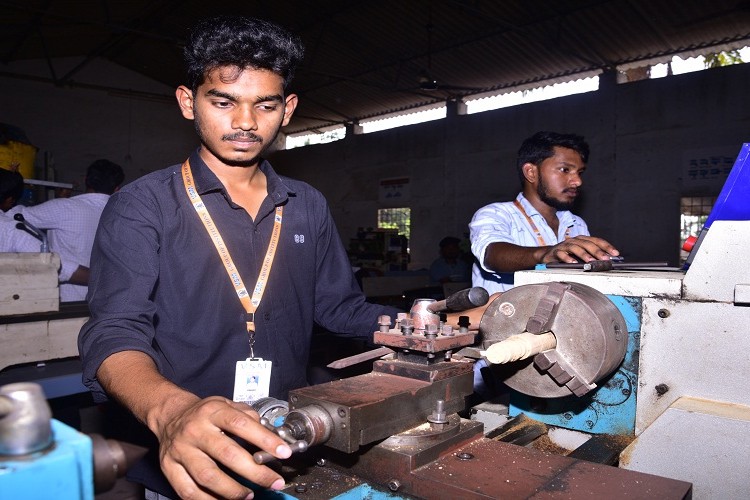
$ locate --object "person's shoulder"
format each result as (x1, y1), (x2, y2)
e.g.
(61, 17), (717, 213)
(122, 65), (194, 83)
(278, 174), (327, 201)
(104, 164), (184, 217)
(472, 199), (517, 218)
(118, 164), (181, 194)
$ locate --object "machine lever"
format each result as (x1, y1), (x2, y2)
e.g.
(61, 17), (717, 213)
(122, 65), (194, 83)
(252, 439), (309, 465)
(14, 213), (49, 253)
(427, 286), (489, 313)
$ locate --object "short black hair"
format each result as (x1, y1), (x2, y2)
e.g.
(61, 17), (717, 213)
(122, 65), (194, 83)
(85, 159), (124, 195)
(516, 131), (590, 184)
(0, 168), (24, 205)
(184, 15), (304, 93)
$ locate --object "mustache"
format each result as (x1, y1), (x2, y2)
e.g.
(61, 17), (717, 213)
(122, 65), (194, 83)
(222, 132), (263, 143)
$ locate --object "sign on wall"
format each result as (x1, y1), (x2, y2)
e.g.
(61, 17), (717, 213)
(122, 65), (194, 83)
(681, 147), (737, 192)
(379, 177), (410, 205)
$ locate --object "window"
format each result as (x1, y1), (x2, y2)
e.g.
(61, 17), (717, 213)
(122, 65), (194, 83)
(680, 196), (716, 263)
(377, 207), (411, 241)
(285, 127), (346, 150)
(465, 76), (599, 114)
(360, 107), (446, 134)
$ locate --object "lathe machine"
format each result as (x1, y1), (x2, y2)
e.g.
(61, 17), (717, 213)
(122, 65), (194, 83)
(3, 145), (749, 498)
(246, 145), (750, 499)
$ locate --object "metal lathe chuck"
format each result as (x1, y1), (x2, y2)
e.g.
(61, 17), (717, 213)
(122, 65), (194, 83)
(479, 281), (628, 398)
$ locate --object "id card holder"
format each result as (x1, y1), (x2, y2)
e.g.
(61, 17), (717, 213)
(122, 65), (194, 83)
(233, 358), (272, 404)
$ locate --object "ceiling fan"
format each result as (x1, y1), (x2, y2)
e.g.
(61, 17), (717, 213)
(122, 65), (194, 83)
(408, 16), (483, 95)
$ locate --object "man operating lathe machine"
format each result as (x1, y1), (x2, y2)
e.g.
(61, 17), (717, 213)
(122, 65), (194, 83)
(78, 15), (399, 499)
(468, 131), (620, 399)
(470, 131), (620, 295)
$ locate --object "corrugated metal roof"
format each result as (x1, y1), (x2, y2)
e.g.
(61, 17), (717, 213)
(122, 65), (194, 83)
(1, 0), (749, 134)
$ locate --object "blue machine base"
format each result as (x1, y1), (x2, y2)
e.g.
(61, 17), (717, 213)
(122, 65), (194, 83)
(509, 295), (641, 436)
(0, 419), (94, 500)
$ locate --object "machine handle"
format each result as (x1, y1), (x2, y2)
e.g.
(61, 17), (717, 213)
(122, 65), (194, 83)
(14, 213), (49, 253)
(428, 287), (489, 313)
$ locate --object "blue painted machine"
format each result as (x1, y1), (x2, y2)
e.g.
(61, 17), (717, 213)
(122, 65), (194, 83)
(0, 382), (145, 499)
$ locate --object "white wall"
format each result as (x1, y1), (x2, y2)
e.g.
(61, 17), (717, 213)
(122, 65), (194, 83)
(271, 64), (750, 269)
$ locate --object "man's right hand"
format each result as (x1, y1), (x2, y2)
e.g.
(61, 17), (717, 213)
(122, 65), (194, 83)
(97, 351), (292, 499)
(156, 396), (291, 499)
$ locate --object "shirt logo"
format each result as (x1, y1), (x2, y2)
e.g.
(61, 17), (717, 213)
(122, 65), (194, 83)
(294, 234), (305, 243)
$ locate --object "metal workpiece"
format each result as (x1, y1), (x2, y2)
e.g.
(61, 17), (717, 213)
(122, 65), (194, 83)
(284, 404), (334, 447)
(0, 382), (53, 455)
(410, 298), (441, 331)
(544, 260), (670, 272)
(480, 281), (628, 398)
(250, 397), (289, 427)
(483, 331), (557, 365)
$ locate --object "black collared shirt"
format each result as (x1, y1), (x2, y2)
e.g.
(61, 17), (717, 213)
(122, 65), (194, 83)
(80, 149), (398, 402)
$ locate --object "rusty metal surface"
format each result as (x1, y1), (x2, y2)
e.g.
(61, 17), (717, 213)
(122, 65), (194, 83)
(280, 419), (690, 499)
(291, 371), (427, 406)
(333, 418), (485, 486)
(408, 438), (691, 499)
(374, 329), (477, 352)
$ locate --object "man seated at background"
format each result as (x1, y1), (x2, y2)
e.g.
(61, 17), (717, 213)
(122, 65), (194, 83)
(9, 159), (124, 301)
(429, 236), (472, 285)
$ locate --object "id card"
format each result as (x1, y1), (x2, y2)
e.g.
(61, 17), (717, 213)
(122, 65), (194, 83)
(233, 358), (272, 404)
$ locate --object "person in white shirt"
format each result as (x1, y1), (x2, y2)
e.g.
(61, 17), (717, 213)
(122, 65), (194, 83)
(0, 212), (39, 252)
(470, 131), (619, 295)
(1, 168), (39, 251)
(9, 159), (124, 301)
